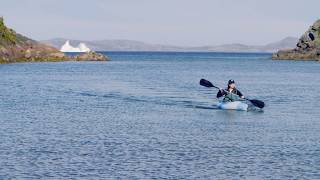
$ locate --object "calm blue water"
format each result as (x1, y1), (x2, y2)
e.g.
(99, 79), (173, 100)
(0, 52), (320, 179)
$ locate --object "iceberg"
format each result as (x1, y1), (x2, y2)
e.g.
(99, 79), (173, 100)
(78, 43), (91, 52)
(60, 40), (91, 52)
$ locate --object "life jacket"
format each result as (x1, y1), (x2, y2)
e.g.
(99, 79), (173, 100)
(223, 88), (242, 102)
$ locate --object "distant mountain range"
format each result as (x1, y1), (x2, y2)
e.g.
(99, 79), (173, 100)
(41, 37), (298, 53)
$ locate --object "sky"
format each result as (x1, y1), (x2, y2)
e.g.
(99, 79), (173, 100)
(0, 0), (319, 46)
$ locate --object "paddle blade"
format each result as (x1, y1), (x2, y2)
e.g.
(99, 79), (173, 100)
(249, 99), (265, 109)
(200, 79), (214, 88)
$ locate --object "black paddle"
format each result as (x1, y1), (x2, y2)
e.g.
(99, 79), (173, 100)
(200, 79), (265, 109)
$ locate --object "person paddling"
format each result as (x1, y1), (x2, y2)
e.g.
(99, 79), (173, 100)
(200, 79), (264, 108)
(217, 79), (244, 102)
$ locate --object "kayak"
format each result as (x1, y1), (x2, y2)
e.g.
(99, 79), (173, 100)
(217, 101), (248, 111)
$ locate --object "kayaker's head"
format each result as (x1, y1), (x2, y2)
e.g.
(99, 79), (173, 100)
(228, 79), (236, 89)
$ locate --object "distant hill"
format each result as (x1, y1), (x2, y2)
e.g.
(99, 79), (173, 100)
(41, 38), (186, 52)
(42, 37), (298, 53)
(263, 37), (298, 52)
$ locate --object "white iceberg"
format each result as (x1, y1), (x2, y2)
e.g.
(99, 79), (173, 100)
(60, 40), (91, 52)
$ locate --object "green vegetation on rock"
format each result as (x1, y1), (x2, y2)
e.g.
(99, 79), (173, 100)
(0, 17), (17, 46)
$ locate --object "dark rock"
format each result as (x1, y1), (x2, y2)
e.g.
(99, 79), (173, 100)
(309, 33), (315, 41)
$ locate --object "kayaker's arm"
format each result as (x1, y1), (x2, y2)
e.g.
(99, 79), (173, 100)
(236, 90), (245, 99)
(216, 89), (226, 98)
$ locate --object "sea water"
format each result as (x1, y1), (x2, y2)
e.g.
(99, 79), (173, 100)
(0, 52), (319, 179)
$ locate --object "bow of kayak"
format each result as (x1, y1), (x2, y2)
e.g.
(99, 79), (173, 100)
(217, 101), (248, 111)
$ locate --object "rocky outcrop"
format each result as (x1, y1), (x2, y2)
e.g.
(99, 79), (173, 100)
(273, 19), (320, 61)
(0, 17), (109, 64)
(73, 51), (110, 61)
(0, 43), (68, 63)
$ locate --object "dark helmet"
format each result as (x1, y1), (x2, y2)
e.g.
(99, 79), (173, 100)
(228, 79), (235, 85)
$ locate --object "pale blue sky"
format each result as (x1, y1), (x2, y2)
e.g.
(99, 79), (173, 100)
(1, 0), (319, 46)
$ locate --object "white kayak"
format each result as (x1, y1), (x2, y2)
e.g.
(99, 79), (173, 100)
(217, 101), (248, 111)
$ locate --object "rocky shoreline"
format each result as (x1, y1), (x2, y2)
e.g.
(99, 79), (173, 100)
(0, 17), (109, 64)
(272, 49), (320, 61)
(273, 19), (320, 61)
